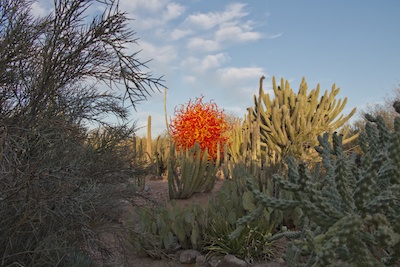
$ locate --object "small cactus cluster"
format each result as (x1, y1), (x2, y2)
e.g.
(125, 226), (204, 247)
(238, 102), (400, 266)
(167, 142), (218, 199)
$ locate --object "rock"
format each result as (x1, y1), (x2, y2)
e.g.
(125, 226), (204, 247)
(179, 249), (201, 264)
(218, 254), (247, 267)
(208, 256), (222, 267)
(252, 261), (285, 267)
(195, 254), (208, 266)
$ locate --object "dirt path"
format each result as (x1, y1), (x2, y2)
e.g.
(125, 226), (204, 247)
(141, 177), (224, 206)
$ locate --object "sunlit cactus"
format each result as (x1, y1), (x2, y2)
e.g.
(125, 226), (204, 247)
(250, 76), (357, 164)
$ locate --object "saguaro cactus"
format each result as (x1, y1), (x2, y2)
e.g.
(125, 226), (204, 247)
(250, 76), (357, 164)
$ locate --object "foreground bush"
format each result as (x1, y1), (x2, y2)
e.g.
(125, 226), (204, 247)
(0, 0), (162, 265)
(0, 121), (141, 266)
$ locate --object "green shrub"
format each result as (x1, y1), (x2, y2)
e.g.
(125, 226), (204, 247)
(0, 0), (162, 264)
(0, 122), (138, 266)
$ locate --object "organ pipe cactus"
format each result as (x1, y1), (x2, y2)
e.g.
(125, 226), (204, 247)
(250, 76), (357, 164)
(236, 102), (400, 266)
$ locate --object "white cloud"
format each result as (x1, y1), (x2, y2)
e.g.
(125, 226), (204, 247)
(31, 2), (48, 17)
(199, 53), (229, 72)
(135, 41), (178, 68)
(187, 37), (220, 52)
(181, 53), (229, 73)
(121, 0), (185, 30)
(120, 0), (168, 13)
(184, 75), (197, 86)
(183, 4), (263, 53)
(163, 2), (185, 21)
(185, 28), (262, 54)
(267, 33), (283, 39)
(170, 29), (192, 40)
(185, 3), (248, 30)
(217, 67), (265, 84)
(216, 24), (262, 43)
(180, 57), (198, 70)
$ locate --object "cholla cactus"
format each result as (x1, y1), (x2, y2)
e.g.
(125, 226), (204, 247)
(239, 101), (400, 266)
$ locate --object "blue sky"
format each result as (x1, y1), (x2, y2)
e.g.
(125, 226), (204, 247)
(33, 0), (400, 136)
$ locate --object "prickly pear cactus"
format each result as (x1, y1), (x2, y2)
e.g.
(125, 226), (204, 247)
(240, 102), (400, 266)
(130, 202), (205, 258)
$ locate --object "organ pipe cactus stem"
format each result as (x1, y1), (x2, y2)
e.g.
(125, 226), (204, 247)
(251, 76), (357, 164)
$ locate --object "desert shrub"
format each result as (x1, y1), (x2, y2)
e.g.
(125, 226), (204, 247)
(353, 85), (400, 133)
(0, 121), (139, 266)
(345, 85), (400, 155)
(0, 0), (162, 265)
